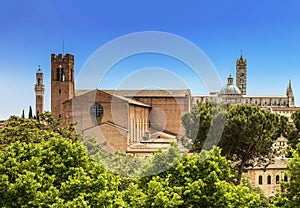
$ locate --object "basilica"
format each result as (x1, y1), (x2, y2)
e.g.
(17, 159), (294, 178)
(34, 53), (297, 155)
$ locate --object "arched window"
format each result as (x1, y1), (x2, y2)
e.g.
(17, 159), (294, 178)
(267, 175), (271, 184)
(284, 175), (288, 182)
(276, 175), (280, 183)
(258, 175), (263, 185)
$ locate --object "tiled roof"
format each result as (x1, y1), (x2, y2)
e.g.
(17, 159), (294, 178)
(74, 90), (151, 107)
(242, 95), (287, 98)
(250, 158), (289, 170)
(103, 89), (190, 97)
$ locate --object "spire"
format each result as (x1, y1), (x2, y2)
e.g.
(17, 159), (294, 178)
(238, 50), (246, 63)
(286, 79), (295, 107)
(286, 79), (294, 97)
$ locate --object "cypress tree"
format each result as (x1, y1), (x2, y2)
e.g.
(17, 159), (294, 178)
(28, 106), (33, 119)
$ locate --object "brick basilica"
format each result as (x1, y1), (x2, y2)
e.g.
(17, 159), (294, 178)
(34, 53), (298, 155)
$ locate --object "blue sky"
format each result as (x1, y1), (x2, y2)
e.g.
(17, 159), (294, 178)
(0, 0), (300, 119)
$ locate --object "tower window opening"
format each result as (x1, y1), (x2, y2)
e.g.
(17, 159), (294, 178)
(59, 89), (61, 94)
(61, 68), (65, 81)
(284, 175), (288, 182)
(37, 78), (41, 86)
(71, 68), (73, 82)
(56, 68), (60, 81)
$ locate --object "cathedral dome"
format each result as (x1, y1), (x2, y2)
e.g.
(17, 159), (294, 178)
(219, 74), (242, 95)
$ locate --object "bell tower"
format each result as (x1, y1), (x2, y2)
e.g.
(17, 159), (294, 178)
(236, 52), (247, 95)
(51, 53), (74, 120)
(34, 65), (45, 116)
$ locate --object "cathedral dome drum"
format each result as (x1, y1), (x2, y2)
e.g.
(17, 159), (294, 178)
(219, 74), (242, 95)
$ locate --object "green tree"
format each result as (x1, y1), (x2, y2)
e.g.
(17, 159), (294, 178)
(287, 109), (300, 150)
(182, 103), (287, 184)
(272, 139), (300, 208)
(0, 112), (78, 149)
(0, 138), (122, 207)
(28, 105), (33, 118)
(122, 146), (263, 207)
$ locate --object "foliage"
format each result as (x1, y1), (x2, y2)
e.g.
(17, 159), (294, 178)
(28, 106), (33, 119)
(84, 137), (148, 178)
(121, 146), (263, 208)
(287, 110), (300, 150)
(0, 138), (122, 207)
(0, 112), (79, 150)
(271, 139), (300, 208)
(181, 103), (288, 184)
(0, 111), (270, 207)
(181, 102), (226, 151)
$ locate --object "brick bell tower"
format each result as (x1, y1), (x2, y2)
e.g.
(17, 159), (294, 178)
(51, 54), (75, 120)
(35, 65), (45, 116)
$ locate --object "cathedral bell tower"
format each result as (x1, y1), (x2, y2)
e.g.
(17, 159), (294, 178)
(34, 65), (45, 116)
(51, 54), (75, 120)
(236, 53), (247, 95)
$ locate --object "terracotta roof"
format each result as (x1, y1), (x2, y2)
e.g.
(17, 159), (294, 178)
(250, 158), (289, 170)
(242, 95), (287, 98)
(276, 136), (288, 142)
(74, 90), (150, 108)
(271, 107), (300, 111)
(103, 89), (190, 97)
(0, 120), (7, 128)
(75, 90), (93, 97)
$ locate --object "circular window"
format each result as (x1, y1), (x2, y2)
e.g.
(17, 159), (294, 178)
(90, 103), (104, 118)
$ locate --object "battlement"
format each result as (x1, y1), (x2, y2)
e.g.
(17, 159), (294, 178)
(51, 53), (74, 62)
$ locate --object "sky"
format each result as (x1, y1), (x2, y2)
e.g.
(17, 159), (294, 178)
(0, 0), (300, 119)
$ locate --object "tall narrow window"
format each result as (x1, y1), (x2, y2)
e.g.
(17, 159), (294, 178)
(61, 68), (65, 81)
(37, 78), (41, 86)
(276, 175), (280, 183)
(56, 68), (60, 81)
(284, 175), (288, 182)
(259, 175), (263, 185)
(267, 175), (271, 184)
(71, 68), (73, 82)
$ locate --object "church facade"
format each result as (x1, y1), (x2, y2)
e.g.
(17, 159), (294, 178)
(34, 53), (297, 155)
